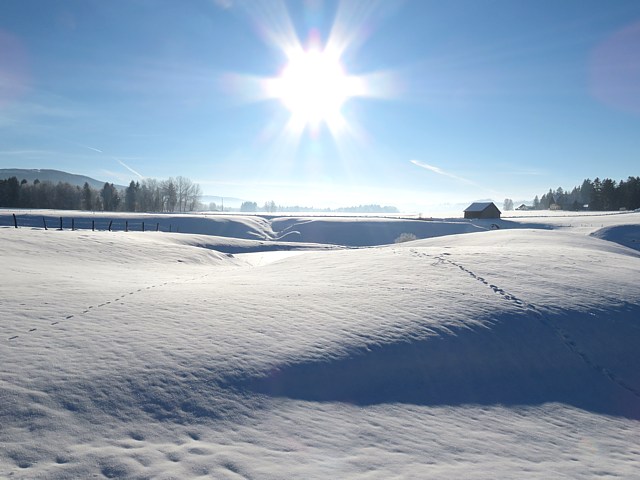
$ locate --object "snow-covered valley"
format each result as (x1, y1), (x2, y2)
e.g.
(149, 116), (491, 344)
(1, 211), (639, 479)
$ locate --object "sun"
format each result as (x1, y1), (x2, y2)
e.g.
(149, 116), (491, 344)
(268, 48), (361, 129)
(225, 2), (399, 151)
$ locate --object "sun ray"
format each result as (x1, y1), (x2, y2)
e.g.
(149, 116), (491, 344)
(236, 0), (301, 57)
(325, 0), (389, 60)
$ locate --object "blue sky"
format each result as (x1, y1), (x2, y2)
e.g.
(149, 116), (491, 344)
(1, 0), (639, 211)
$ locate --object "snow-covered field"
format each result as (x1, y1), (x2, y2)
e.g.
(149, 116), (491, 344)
(1, 211), (639, 479)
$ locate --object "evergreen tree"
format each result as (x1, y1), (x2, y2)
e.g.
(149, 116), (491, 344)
(6, 177), (20, 207)
(82, 182), (95, 210)
(125, 180), (138, 211)
(590, 178), (603, 210)
(579, 179), (594, 206)
(619, 176), (640, 210)
(101, 183), (120, 211)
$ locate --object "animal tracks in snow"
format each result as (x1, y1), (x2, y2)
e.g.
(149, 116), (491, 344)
(6, 273), (211, 342)
(410, 248), (640, 401)
(409, 249), (528, 307)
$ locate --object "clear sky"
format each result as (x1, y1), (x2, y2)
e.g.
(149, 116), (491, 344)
(1, 0), (639, 211)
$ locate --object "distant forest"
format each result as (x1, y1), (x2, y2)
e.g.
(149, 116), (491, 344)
(238, 201), (399, 214)
(0, 175), (400, 214)
(528, 177), (640, 211)
(0, 176), (202, 212)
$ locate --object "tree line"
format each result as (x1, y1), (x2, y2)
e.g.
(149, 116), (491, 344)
(504, 176), (640, 212)
(0, 176), (202, 212)
(239, 200), (277, 213)
(529, 177), (640, 211)
(238, 201), (400, 214)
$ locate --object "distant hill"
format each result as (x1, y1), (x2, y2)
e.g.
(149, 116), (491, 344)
(0, 168), (117, 190)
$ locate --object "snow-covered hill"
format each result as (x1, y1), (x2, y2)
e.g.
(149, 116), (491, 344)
(1, 212), (639, 478)
(0, 168), (121, 190)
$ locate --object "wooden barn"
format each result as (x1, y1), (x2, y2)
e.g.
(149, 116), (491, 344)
(464, 202), (501, 219)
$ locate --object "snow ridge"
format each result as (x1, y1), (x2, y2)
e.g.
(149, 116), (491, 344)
(429, 250), (640, 401)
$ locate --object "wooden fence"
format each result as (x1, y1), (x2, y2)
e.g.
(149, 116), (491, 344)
(1, 213), (180, 233)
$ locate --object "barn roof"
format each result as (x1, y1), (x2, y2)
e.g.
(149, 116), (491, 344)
(464, 202), (500, 213)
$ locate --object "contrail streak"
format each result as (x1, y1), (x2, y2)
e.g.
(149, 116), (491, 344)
(117, 159), (144, 179)
(410, 159), (476, 185)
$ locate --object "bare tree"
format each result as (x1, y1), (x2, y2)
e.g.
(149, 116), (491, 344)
(263, 200), (277, 213)
(187, 182), (202, 211)
(143, 178), (162, 212)
(175, 176), (188, 212)
(173, 176), (202, 212)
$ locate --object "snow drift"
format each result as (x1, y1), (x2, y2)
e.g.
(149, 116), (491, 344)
(2, 210), (487, 246)
(591, 224), (640, 251)
(269, 216), (485, 245)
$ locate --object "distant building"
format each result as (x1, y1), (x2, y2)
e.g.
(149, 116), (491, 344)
(464, 202), (501, 219)
(549, 203), (562, 210)
(515, 204), (531, 211)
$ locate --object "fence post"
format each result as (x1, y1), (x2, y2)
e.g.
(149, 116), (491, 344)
(142, 221), (145, 232)
(169, 224), (172, 232)
(72, 218), (75, 231)
(43, 217), (48, 230)
(156, 223), (159, 232)
(92, 220), (95, 231)
(59, 217), (63, 230)
(108, 220), (113, 232)
(13, 214), (17, 228)
(125, 220), (128, 232)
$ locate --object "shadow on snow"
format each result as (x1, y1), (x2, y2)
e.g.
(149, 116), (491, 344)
(229, 308), (640, 420)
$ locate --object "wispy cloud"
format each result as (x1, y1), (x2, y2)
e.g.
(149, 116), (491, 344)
(410, 159), (476, 185)
(99, 169), (140, 185)
(0, 149), (60, 157)
(2, 100), (86, 121)
(212, 0), (233, 9)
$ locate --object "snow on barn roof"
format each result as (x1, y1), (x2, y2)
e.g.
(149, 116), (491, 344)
(464, 201), (501, 213)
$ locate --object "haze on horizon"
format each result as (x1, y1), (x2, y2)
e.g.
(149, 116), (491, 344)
(0, 0), (639, 212)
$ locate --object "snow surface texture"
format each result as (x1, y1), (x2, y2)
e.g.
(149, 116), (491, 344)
(1, 211), (639, 479)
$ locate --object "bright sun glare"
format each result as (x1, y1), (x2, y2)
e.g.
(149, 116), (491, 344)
(271, 49), (360, 128)
(230, 2), (395, 149)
